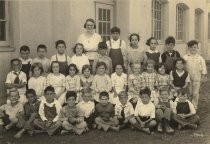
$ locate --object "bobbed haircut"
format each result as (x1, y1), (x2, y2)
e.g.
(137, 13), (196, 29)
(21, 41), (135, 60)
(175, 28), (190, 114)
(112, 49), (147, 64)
(84, 18), (96, 29)
(140, 87), (151, 97)
(20, 45), (30, 52)
(66, 91), (77, 101)
(111, 26), (121, 34)
(31, 62), (44, 74)
(55, 40), (66, 48)
(73, 43), (85, 54)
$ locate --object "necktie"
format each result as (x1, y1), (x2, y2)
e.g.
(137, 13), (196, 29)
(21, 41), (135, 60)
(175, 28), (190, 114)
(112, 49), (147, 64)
(14, 72), (20, 84)
(121, 106), (125, 119)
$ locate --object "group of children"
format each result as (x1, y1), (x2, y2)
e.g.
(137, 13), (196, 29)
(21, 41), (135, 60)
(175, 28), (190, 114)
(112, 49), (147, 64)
(0, 26), (207, 139)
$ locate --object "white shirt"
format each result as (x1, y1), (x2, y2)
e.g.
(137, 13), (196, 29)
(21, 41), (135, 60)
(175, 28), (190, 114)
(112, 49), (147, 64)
(32, 57), (50, 73)
(134, 101), (155, 118)
(28, 76), (46, 96)
(77, 32), (102, 60)
(77, 101), (95, 118)
(106, 39), (126, 50)
(172, 99), (196, 115)
(111, 72), (127, 94)
(115, 101), (134, 118)
(19, 58), (32, 65)
(71, 54), (89, 73)
(5, 71), (27, 95)
(50, 54), (71, 65)
(0, 102), (23, 119)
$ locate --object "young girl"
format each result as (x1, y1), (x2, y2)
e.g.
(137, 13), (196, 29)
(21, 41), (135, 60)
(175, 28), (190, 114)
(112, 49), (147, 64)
(50, 40), (71, 76)
(71, 43), (90, 74)
(128, 63), (145, 108)
(80, 65), (94, 90)
(65, 64), (81, 102)
(46, 61), (66, 105)
(156, 63), (170, 91)
(144, 37), (161, 70)
(91, 62), (112, 103)
(127, 33), (145, 73)
(111, 64), (127, 104)
(28, 63), (46, 99)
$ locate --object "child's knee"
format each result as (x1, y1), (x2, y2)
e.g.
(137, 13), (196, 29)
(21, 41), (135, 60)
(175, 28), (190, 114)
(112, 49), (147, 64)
(148, 120), (157, 128)
(62, 120), (70, 127)
(76, 121), (87, 129)
(9, 117), (18, 124)
(129, 117), (137, 125)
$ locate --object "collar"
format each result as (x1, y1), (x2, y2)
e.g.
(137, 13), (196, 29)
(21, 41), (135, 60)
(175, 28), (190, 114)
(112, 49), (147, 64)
(147, 49), (159, 53)
(12, 70), (21, 74)
(111, 38), (120, 43)
(176, 70), (185, 75)
(187, 53), (199, 57)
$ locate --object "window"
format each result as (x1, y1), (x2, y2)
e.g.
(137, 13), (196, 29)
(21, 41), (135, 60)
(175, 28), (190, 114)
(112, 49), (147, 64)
(176, 4), (188, 41)
(195, 9), (203, 41)
(0, 0), (9, 46)
(96, 3), (114, 42)
(208, 13), (210, 39)
(152, 0), (163, 40)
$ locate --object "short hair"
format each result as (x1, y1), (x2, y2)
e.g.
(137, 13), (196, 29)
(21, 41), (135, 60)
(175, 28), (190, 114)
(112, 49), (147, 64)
(73, 43), (85, 54)
(99, 91), (109, 99)
(84, 18), (96, 29)
(178, 88), (189, 96)
(8, 88), (19, 96)
(44, 86), (55, 94)
(82, 64), (92, 74)
(140, 87), (151, 97)
(31, 62), (44, 74)
(118, 91), (128, 98)
(187, 40), (198, 47)
(96, 61), (107, 70)
(66, 91), (77, 101)
(81, 88), (92, 95)
(50, 61), (60, 73)
(20, 45), (30, 52)
(98, 42), (108, 50)
(159, 87), (170, 95)
(146, 37), (158, 46)
(10, 58), (21, 65)
(144, 59), (155, 67)
(114, 64), (125, 73)
(174, 58), (185, 67)
(25, 89), (37, 97)
(111, 26), (121, 34)
(129, 33), (140, 42)
(55, 40), (66, 48)
(157, 63), (166, 69)
(37, 44), (47, 52)
(165, 36), (175, 45)
(68, 64), (79, 74)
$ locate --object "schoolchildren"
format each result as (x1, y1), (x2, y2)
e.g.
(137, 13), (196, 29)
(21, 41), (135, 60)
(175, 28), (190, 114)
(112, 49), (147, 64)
(80, 64), (94, 90)
(91, 62), (112, 103)
(65, 64), (81, 102)
(92, 42), (112, 75)
(161, 36), (180, 74)
(95, 91), (119, 132)
(106, 26), (127, 71)
(128, 63), (145, 108)
(5, 58), (27, 104)
(144, 37), (161, 69)
(71, 43), (89, 74)
(156, 63), (170, 90)
(59, 91), (88, 135)
(33, 86), (62, 136)
(111, 64), (127, 104)
(114, 91), (136, 130)
(46, 61), (66, 105)
(28, 63), (46, 99)
(77, 89), (95, 129)
(19, 45), (32, 82)
(127, 33), (145, 73)
(14, 89), (40, 138)
(170, 58), (190, 91)
(133, 87), (157, 134)
(0, 88), (24, 137)
(50, 40), (71, 76)
(155, 88), (174, 133)
(172, 88), (200, 130)
(183, 40), (207, 109)
(32, 44), (50, 75)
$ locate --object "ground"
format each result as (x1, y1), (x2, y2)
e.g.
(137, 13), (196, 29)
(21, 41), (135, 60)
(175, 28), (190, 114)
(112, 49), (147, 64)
(0, 68), (210, 144)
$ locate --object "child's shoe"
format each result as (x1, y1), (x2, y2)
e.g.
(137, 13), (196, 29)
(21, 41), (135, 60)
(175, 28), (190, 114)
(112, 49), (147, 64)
(61, 130), (69, 135)
(187, 124), (197, 130)
(177, 124), (182, 130)
(157, 123), (163, 133)
(165, 126), (174, 134)
(141, 128), (151, 135)
(111, 126), (120, 132)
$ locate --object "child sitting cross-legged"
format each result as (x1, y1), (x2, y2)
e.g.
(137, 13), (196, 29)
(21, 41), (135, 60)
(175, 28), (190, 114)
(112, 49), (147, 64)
(59, 91), (88, 135)
(94, 91), (119, 132)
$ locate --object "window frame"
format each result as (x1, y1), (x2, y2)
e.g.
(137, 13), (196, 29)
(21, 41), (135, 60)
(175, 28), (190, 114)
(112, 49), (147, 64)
(208, 13), (210, 40)
(194, 9), (203, 41)
(176, 5), (185, 41)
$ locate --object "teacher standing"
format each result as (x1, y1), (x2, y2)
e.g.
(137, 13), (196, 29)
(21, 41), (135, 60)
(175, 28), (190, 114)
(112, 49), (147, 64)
(77, 18), (102, 65)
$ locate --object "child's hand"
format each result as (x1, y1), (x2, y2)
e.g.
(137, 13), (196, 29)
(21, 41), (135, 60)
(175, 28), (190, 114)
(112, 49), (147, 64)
(141, 122), (145, 128)
(201, 74), (207, 83)
(45, 120), (53, 127)
(178, 114), (185, 118)
(123, 118), (129, 124)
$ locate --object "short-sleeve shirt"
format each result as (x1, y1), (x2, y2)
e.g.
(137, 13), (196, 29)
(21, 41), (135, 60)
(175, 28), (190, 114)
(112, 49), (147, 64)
(65, 75), (80, 91)
(0, 102), (23, 119)
(28, 76), (46, 96)
(32, 57), (50, 73)
(71, 54), (89, 73)
(77, 101), (95, 118)
(115, 101), (134, 118)
(134, 101), (155, 118)
(111, 72), (127, 94)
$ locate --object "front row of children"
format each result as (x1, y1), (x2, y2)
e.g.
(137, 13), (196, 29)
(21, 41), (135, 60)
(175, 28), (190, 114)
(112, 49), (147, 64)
(0, 85), (200, 138)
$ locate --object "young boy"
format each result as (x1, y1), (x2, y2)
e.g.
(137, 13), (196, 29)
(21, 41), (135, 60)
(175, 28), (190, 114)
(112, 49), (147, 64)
(59, 91), (88, 135)
(32, 44), (50, 75)
(0, 88), (24, 138)
(106, 26), (127, 71)
(183, 40), (207, 110)
(33, 86), (62, 136)
(161, 36), (180, 74)
(77, 89), (95, 129)
(133, 87), (157, 134)
(19, 45), (32, 81)
(155, 88), (174, 133)
(114, 91), (136, 130)
(172, 88), (200, 130)
(14, 89), (40, 138)
(92, 42), (112, 75)
(94, 91), (119, 132)
(5, 58), (27, 104)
